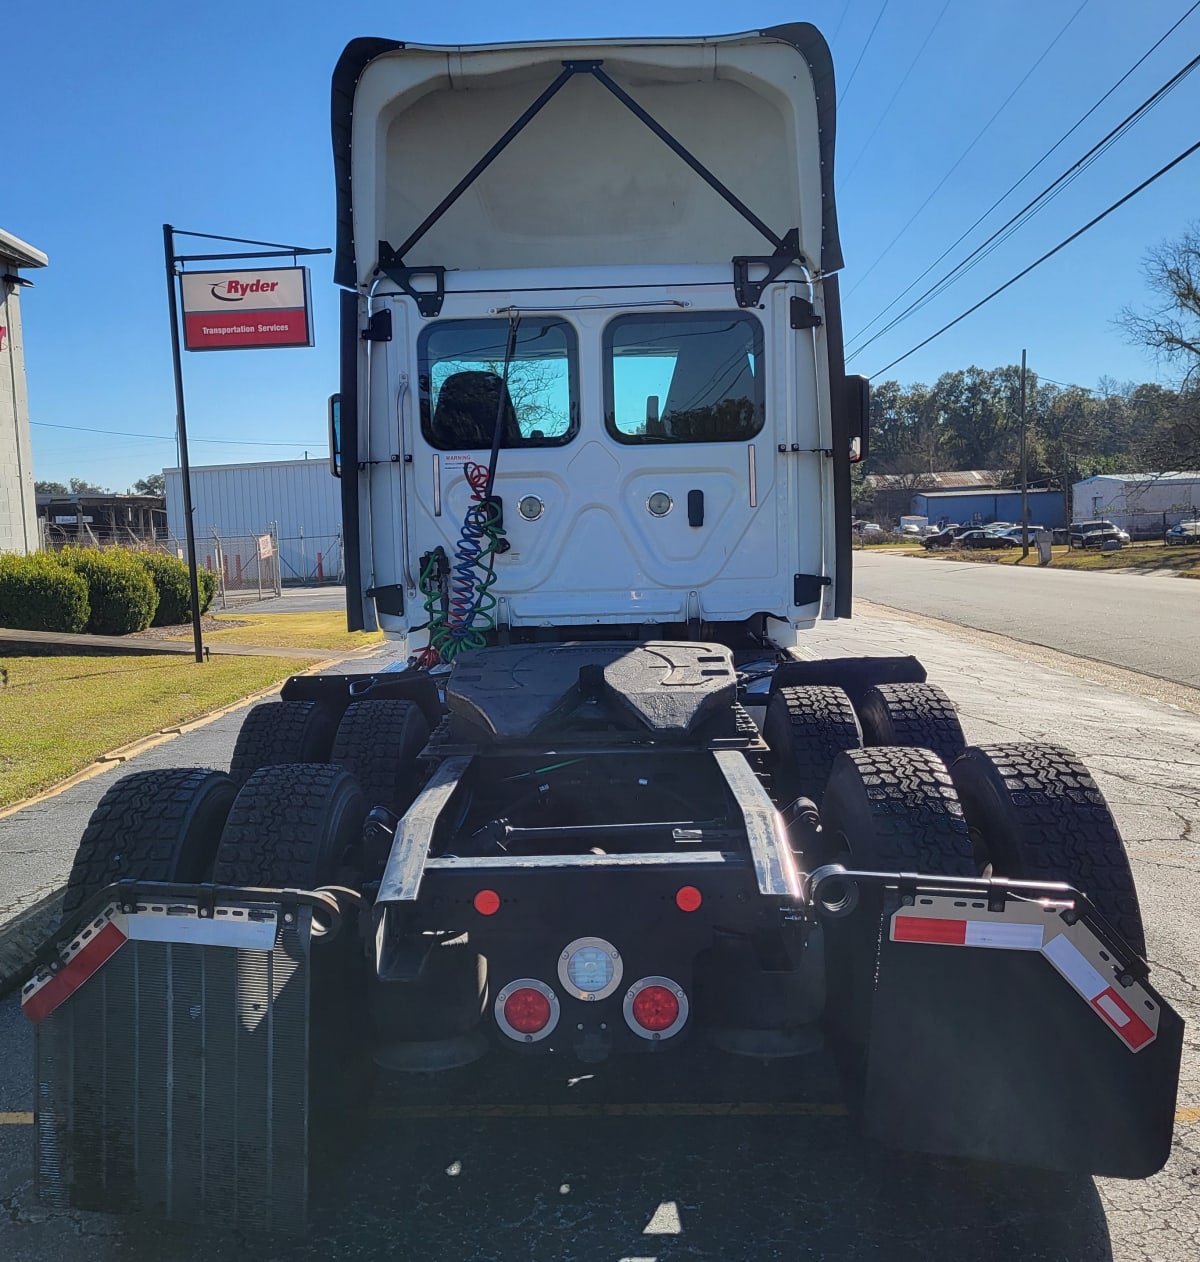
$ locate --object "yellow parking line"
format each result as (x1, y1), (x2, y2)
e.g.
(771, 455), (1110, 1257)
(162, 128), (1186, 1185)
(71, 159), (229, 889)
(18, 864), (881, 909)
(3, 1104), (1196, 1125)
(373, 1102), (849, 1120)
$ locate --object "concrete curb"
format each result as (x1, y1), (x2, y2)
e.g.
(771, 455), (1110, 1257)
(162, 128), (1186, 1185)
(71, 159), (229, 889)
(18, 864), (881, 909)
(0, 652), (360, 996)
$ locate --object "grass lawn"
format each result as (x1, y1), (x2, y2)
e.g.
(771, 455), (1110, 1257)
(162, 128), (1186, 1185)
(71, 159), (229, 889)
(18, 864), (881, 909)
(909, 543), (1200, 577)
(172, 611), (384, 651)
(0, 652), (318, 807)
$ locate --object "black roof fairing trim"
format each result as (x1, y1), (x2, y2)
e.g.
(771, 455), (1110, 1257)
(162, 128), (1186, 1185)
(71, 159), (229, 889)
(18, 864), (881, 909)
(332, 38), (402, 289)
(330, 26), (843, 289)
(761, 22), (843, 274)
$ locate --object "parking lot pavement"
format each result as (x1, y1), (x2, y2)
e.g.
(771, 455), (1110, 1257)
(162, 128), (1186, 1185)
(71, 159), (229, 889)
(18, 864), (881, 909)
(0, 609), (1197, 1259)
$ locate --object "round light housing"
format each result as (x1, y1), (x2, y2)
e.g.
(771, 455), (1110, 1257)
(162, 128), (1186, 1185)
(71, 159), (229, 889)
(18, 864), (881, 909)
(623, 975), (689, 1041)
(647, 492), (673, 517)
(557, 936), (623, 1001)
(495, 978), (560, 1042)
(518, 495), (545, 521)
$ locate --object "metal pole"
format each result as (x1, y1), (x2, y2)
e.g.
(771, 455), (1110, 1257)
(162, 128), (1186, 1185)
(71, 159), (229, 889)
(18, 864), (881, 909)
(163, 224), (205, 663)
(1020, 348), (1030, 560)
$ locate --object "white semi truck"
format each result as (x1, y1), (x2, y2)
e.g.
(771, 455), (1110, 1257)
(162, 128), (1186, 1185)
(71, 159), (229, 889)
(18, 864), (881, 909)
(24, 24), (1181, 1231)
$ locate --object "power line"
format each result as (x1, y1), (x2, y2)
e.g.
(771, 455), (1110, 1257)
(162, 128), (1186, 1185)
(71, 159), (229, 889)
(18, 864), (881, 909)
(846, 0), (1200, 354)
(30, 420), (326, 449)
(869, 137), (1200, 379)
(838, 0), (892, 109)
(847, 48), (1200, 361)
(842, 0), (1091, 303)
(828, 1), (857, 52)
(838, 0), (953, 189)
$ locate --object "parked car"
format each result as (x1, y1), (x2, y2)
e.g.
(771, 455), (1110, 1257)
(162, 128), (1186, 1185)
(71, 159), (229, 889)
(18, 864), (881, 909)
(1078, 526), (1125, 550)
(996, 525), (1047, 541)
(853, 520), (885, 539)
(1069, 519), (1130, 547)
(922, 524), (980, 550)
(1165, 519), (1200, 545)
(955, 529), (1019, 550)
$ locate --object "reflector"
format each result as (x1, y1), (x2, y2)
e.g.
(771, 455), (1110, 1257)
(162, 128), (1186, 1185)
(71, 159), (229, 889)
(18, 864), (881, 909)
(473, 889), (501, 916)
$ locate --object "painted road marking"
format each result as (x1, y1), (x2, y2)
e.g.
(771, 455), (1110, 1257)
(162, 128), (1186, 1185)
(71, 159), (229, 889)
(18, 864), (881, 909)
(3, 1104), (1197, 1124)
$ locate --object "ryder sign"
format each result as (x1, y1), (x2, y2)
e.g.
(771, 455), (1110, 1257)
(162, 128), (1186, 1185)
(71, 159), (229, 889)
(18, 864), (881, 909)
(180, 267), (313, 351)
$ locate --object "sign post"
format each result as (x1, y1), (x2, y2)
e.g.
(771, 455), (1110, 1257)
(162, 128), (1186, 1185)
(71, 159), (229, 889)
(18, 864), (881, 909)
(162, 227), (330, 662)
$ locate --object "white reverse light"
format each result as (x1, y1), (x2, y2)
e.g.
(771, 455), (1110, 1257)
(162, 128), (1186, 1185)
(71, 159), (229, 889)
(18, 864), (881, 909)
(557, 936), (623, 1002)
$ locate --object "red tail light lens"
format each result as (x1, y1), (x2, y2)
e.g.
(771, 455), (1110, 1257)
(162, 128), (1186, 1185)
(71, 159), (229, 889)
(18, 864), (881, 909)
(503, 987), (552, 1034)
(631, 985), (680, 1032)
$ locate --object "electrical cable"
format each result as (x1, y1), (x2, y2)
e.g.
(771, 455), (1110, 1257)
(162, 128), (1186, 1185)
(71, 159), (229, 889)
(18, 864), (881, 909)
(868, 136), (1200, 379)
(846, 1), (1200, 354)
(847, 49), (1200, 360)
(838, 0), (953, 189)
(30, 420), (323, 448)
(838, 0), (892, 109)
(842, 0), (1091, 304)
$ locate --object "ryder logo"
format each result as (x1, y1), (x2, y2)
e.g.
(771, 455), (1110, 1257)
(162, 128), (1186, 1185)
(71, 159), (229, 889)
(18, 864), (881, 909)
(210, 278), (281, 302)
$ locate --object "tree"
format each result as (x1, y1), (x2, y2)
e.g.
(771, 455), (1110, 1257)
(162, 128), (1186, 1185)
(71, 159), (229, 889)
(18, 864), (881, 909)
(132, 473), (165, 495)
(1121, 225), (1200, 387)
(34, 480), (67, 494)
(68, 477), (107, 494)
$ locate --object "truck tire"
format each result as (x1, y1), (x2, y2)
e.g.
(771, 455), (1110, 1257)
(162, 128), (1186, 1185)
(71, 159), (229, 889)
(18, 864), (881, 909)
(820, 746), (976, 876)
(820, 748), (976, 1055)
(63, 768), (237, 920)
(949, 743), (1145, 957)
(212, 763), (367, 888)
(763, 685), (861, 807)
(331, 700), (430, 815)
(228, 701), (335, 787)
(856, 682), (966, 764)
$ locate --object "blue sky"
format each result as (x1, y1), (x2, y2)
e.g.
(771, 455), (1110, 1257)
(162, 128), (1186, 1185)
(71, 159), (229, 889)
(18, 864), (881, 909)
(9, 0), (1199, 490)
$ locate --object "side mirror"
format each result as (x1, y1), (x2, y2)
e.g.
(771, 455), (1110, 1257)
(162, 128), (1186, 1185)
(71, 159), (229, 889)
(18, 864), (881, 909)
(328, 394), (341, 478)
(846, 375), (870, 463)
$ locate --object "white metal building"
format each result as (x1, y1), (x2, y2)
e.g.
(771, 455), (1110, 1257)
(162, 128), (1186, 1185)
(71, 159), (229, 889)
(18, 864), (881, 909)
(1071, 473), (1200, 537)
(1, 228), (48, 555)
(164, 458), (342, 585)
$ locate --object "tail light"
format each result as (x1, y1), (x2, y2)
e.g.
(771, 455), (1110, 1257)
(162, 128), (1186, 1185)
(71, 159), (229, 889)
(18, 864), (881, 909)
(495, 979), (560, 1042)
(623, 976), (689, 1040)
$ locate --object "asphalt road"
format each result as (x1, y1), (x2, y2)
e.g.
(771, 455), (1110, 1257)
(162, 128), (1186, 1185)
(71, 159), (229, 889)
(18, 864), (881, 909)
(853, 550), (1200, 686)
(1, 608), (1198, 1259)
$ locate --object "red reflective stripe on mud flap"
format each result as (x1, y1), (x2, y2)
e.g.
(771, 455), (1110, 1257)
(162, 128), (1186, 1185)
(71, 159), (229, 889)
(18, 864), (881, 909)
(21, 921), (128, 1025)
(892, 916), (967, 945)
(1091, 986), (1155, 1050)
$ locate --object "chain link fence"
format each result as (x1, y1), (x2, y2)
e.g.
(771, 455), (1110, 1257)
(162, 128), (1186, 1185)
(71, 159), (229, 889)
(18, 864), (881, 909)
(205, 527), (282, 607)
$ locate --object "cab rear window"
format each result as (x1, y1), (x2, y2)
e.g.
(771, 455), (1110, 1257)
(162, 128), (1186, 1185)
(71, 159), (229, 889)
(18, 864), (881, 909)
(419, 318), (578, 450)
(604, 312), (764, 444)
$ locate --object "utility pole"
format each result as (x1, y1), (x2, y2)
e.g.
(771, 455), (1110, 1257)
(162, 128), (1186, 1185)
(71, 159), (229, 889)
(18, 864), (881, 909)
(1020, 348), (1030, 560)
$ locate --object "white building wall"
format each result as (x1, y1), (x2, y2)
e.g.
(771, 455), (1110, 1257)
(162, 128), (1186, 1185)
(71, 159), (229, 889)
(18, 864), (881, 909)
(1072, 475), (1200, 535)
(0, 240), (47, 554)
(164, 459), (342, 583)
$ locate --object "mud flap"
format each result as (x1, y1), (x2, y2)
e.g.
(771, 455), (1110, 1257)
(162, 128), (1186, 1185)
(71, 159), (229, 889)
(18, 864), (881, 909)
(861, 887), (1183, 1177)
(24, 889), (313, 1231)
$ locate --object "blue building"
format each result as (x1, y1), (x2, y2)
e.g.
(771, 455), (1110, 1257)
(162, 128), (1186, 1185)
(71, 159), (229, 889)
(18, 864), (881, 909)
(911, 488), (1067, 529)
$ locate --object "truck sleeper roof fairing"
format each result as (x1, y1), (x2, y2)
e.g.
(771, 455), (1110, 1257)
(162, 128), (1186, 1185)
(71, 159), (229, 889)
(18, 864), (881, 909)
(331, 24), (843, 290)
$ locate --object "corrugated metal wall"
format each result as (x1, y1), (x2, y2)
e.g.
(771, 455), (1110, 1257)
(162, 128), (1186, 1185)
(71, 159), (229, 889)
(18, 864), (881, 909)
(164, 459), (342, 584)
(912, 490), (1067, 528)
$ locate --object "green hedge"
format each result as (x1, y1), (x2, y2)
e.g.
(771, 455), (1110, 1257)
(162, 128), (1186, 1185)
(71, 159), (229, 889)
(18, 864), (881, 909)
(133, 553), (219, 625)
(0, 552), (91, 632)
(60, 548), (159, 635)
